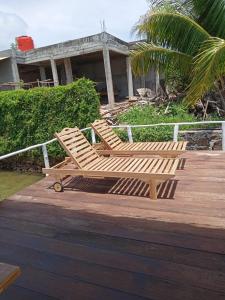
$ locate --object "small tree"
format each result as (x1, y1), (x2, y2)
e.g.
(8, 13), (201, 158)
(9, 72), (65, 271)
(131, 0), (225, 108)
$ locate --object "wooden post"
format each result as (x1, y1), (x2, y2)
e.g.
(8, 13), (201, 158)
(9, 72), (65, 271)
(149, 180), (158, 200)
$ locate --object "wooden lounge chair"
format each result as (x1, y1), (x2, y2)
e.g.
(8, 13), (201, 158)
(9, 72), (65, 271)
(0, 263), (21, 294)
(43, 127), (179, 200)
(91, 119), (187, 158)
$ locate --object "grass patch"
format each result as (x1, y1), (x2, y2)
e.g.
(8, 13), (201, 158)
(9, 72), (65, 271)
(117, 103), (222, 142)
(0, 171), (43, 201)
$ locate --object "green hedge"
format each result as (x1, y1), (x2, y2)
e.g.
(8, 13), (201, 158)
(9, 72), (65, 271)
(0, 78), (100, 160)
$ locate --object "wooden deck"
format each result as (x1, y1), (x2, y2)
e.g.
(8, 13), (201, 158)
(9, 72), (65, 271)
(0, 151), (225, 299)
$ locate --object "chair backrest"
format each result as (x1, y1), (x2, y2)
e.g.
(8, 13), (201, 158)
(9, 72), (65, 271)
(55, 127), (99, 169)
(91, 119), (122, 150)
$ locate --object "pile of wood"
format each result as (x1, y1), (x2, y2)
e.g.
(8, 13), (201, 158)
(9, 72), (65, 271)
(100, 88), (161, 124)
(100, 85), (225, 125)
(100, 101), (138, 125)
(192, 92), (225, 119)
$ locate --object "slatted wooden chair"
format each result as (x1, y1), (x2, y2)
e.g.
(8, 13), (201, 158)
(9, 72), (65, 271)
(43, 127), (179, 200)
(91, 119), (187, 158)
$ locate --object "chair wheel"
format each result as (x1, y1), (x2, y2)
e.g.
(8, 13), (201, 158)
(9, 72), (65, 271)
(53, 182), (63, 192)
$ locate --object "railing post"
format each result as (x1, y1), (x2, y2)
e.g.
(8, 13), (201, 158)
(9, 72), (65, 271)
(173, 124), (179, 142)
(91, 128), (96, 144)
(127, 125), (133, 143)
(42, 144), (50, 169)
(222, 122), (225, 151)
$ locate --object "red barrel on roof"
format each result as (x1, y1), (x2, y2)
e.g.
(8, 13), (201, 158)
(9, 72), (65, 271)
(16, 36), (34, 52)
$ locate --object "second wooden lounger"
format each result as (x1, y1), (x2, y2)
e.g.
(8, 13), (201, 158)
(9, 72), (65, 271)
(43, 127), (179, 200)
(91, 119), (187, 158)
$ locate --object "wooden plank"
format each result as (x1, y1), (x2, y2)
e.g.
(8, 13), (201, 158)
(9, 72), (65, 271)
(1, 207), (225, 272)
(77, 150), (97, 163)
(91, 120), (122, 149)
(55, 127), (99, 169)
(2, 151), (225, 299)
(13, 265), (146, 300)
(90, 158), (116, 171)
(1, 285), (57, 300)
(1, 226), (225, 297)
(0, 263), (21, 294)
(3, 178), (225, 235)
(109, 140), (122, 149)
(103, 158), (124, 171)
(85, 157), (106, 169)
(87, 158), (111, 170)
(11, 182), (225, 217)
(157, 159), (170, 173)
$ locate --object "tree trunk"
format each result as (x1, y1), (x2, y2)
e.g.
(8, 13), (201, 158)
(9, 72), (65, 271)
(214, 80), (225, 110)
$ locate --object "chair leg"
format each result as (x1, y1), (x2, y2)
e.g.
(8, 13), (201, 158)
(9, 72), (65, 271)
(149, 180), (158, 200)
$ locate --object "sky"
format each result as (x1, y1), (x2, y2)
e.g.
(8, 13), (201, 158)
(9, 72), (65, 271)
(0, 0), (149, 50)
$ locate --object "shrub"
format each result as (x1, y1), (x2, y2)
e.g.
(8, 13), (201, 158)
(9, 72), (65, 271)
(0, 78), (100, 161)
(117, 102), (220, 142)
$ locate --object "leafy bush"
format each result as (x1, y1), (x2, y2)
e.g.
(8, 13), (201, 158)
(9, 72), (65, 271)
(0, 78), (100, 161)
(117, 103), (220, 142)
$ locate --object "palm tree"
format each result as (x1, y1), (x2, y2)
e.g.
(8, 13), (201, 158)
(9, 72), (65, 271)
(131, 0), (225, 107)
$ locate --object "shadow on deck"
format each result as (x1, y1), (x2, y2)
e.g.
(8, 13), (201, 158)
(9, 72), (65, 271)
(0, 151), (225, 299)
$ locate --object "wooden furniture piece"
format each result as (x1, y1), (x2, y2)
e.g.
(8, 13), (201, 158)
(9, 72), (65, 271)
(0, 263), (21, 294)
(42, 127), (179, 200)
(91, 119), (187, 158)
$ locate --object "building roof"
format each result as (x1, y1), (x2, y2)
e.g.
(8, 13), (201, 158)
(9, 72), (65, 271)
(10, 32), (136, 65)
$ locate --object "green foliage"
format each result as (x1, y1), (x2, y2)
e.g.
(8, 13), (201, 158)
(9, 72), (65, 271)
(135, 12), (209, 56)
(132, 0), (225, 106)
(0, 78), (100, 160)
(185, 37), (225, 105)
(117, 103), (214, 142)
(165, 64), (190, 93)
(148, 0), (193, 16)
(149, 0), (225, 38)
(192, 0), (225, 38)
(130, 42), (192, 77)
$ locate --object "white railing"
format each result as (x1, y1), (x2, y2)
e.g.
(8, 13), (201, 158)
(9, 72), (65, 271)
(0, 128), (91, 169)
(0, 121), (225, 169)
(112, 121), (225, 147)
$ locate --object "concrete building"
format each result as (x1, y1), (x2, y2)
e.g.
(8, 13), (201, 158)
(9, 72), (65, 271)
(0, 32), (157, 108)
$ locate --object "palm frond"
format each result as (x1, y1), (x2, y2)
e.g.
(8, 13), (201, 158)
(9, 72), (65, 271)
(149, 0), (193, 16)
(135, 12), (210, 56)
(192, 0), (225, 39)
(185, 37), (225, 106)
(130, 42), (192, 76)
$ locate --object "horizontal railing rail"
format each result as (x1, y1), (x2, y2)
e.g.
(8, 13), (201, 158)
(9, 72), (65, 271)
(112, 121), (225, 145)
(0, 121), (225, 169)
(0, 127), (91, 169)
